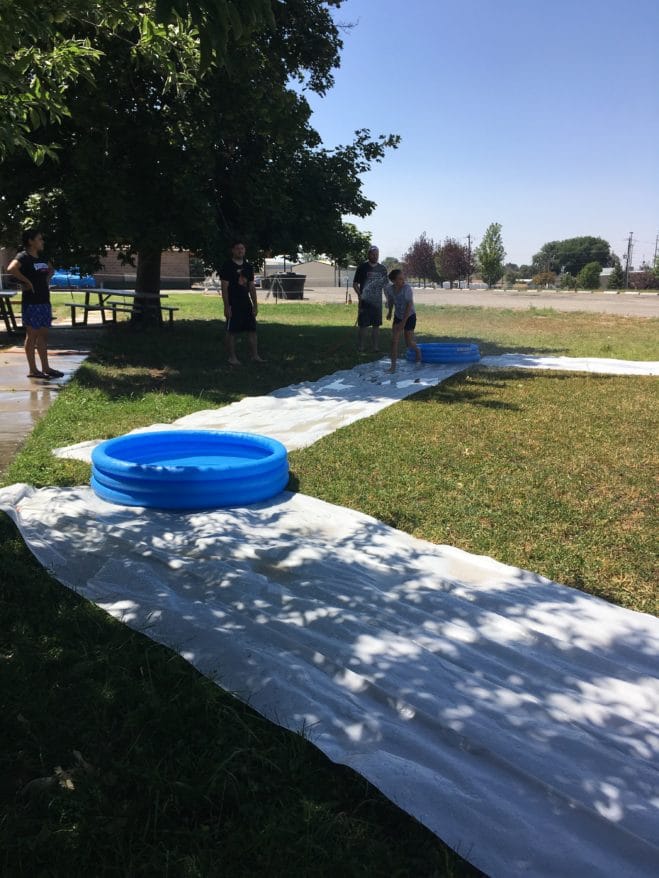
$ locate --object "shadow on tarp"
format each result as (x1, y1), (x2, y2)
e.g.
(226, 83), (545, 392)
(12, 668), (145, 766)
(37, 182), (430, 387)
(0, 509), (484, 878)
(1, 483), (656, 878)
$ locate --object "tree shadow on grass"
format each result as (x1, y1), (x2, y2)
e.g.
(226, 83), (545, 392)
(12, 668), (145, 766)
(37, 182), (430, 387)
(402, 364), (623, 413)
(68, 318), (568, 403)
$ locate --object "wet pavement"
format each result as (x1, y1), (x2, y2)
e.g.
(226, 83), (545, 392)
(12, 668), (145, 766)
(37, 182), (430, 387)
(0, 324), (98, 473)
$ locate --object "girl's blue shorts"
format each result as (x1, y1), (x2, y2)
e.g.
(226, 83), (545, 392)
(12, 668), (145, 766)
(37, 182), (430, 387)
(23, 303), (53, 329)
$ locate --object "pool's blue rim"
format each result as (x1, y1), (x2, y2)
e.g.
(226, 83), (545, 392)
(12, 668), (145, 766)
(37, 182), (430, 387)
(91, 430), (288, 482)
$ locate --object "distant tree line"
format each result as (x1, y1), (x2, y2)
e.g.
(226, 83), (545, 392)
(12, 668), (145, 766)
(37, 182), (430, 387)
(394, 224), (506, 289)
(392, 231), (658, 291)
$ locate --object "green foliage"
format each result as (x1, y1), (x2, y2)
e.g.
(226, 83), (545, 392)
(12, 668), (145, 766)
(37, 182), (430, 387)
(532, 237), (611, 275)
(576, 261), (602, 290)
(325, 223), (372, 268)
(0, 2), (399, 284)
(0, 1), (276, 162)
(475, 222), (506, 287)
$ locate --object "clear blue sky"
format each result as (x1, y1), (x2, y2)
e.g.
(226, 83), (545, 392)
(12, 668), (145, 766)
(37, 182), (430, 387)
(304, 0), (659, 266)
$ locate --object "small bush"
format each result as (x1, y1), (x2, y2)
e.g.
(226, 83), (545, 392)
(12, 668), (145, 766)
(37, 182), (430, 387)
(576, 261), (602, 290)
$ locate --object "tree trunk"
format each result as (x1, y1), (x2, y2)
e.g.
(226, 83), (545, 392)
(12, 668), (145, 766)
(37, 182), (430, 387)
(132, 247), (162, 325)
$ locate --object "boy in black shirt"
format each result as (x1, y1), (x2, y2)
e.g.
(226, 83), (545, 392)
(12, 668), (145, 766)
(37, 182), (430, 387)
(219, 241), (265, 365)
(7, 228), (63, 379)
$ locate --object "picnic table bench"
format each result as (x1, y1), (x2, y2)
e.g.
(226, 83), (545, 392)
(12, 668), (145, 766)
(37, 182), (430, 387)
(67, 289), (179, 326)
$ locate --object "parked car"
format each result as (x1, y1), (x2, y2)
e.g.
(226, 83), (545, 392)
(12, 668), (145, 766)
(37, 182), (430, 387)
(50, 267), (96, 289)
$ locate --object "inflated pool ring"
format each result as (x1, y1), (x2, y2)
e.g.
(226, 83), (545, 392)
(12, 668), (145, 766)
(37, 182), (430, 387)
(406, 342), (481, 364)
(91, 430), (289, 510)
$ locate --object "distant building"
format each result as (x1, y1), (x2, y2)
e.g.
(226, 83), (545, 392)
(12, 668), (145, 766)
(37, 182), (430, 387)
(95, 249), (191, 289)
(599, 267), (614, 289)
(263, 257), (354, 288)
(1, 247), (192, 290)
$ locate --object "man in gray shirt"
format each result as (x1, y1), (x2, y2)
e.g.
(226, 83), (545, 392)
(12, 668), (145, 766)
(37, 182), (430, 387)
(352, 245), (389, 353)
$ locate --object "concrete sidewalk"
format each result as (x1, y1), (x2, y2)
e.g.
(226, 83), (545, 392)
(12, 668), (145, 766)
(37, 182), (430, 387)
(0, 323), (99, 473)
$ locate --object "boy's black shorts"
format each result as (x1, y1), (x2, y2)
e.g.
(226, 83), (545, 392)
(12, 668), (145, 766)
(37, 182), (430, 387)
(393, 313), (417, 331)
(226, 306), (256, 334)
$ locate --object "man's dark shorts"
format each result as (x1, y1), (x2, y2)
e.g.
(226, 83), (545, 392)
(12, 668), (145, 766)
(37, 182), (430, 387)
(358, 300), (382, 328)
(393, 313), (417, 331)
(226, 304), (256, 334)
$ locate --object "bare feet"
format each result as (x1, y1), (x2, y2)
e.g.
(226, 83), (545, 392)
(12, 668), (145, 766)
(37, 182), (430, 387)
(44, 368), (64, 378)
(228, 358), (241, 366)
(251, 356), (266, 363)
(27, 370), (46, 379)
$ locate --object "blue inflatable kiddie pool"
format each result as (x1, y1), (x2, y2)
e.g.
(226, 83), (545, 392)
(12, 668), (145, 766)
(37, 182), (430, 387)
(406, 342), (481, 364)
(91, 430), (289, 510)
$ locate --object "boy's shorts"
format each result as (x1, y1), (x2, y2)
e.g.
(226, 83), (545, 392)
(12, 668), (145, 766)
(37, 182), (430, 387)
(226, 306), (256, 334)
(393, 313), (417, 331)
(357, 300), (382, 327)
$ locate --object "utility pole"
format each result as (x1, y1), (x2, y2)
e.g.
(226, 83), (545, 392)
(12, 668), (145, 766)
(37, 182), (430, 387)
(654, 233), (658, 267)
(624, 232), (634, 288)
(466, 233), (472, 287)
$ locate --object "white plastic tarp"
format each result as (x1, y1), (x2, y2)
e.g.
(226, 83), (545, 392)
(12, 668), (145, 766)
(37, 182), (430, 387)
(481, 354), (659, 375)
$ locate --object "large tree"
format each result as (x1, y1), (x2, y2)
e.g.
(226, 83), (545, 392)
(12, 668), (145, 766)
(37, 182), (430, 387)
(0, 0), (276, 162)
(0, 1), (398, 307)
(531, 236), (611, 276)
(402, 233), (438, 286)
(475, 222), (506, 288)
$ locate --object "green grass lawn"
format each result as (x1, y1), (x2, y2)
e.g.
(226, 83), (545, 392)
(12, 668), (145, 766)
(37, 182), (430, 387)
(1, 301), (657, 876)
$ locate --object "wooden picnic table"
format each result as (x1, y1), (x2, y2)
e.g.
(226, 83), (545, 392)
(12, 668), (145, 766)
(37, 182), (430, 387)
(68, 288), (178, 326)
(0, 291), (20, 335)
